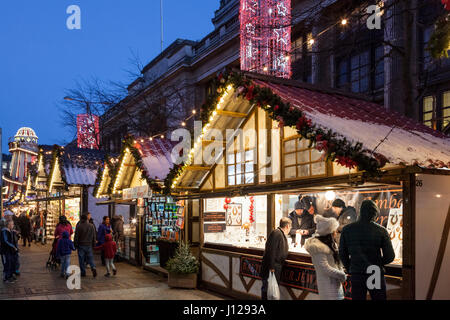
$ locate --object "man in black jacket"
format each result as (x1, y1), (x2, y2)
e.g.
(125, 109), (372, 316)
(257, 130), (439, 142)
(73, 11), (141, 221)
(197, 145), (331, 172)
(339, 200), (395, 300)
(74, 214), (97, 278)
(288, 196), (316, 246)
(330, 199), (357, 245)
(261, 217), (291, 300)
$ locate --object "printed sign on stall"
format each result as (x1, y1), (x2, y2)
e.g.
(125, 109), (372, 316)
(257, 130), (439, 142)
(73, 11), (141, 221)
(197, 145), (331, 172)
(204, 223), (227, 233)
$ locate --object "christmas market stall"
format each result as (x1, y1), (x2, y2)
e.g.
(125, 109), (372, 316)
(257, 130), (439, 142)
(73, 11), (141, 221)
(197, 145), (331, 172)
(168, 71), (450, 300)
(42, 145), (108, 239)
(94, 136), (183, 270)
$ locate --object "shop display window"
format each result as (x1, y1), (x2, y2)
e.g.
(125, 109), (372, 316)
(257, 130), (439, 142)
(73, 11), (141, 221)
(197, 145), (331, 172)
(203, 196), (267, 249)
(274, 187), (403, 265)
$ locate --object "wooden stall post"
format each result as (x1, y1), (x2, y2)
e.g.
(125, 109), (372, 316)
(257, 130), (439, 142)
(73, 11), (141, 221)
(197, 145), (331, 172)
(402, 173), (416, 300)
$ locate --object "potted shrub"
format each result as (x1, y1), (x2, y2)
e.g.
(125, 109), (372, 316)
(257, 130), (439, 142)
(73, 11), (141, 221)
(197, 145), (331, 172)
(166, 242), (199, 289)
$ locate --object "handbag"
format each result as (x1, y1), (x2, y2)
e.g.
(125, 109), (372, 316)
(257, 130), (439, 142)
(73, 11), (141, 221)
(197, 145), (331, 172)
(267, 271), (280, 300)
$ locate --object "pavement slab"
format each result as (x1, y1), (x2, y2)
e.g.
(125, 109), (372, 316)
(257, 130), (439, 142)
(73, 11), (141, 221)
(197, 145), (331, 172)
(0, 243), (222, 300)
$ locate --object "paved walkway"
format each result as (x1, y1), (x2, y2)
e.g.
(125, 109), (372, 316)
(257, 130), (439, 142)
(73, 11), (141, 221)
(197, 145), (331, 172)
(0, 243), (222, 300)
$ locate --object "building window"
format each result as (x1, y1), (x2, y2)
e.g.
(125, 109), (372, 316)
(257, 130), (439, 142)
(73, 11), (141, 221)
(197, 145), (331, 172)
(336, 45), (384, 93)
(227, 149), (255, 186)
(441, 91), (450, 130)
(283, 137), (326, 179)
(423, 95), (435, 128)
(292, 33), (313, 83)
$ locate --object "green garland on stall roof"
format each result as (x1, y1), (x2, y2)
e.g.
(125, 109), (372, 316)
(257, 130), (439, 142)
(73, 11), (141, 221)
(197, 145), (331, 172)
(165, 71), (390, 195)
(110, 135), (164, 195)
(92, 164), (105, 198)
(46, 145), (69, 192)
(427, 13), (450, 59)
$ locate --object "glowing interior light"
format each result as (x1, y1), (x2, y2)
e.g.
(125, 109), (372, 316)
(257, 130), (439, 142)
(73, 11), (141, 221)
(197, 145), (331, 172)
(325, 191), (336, 201)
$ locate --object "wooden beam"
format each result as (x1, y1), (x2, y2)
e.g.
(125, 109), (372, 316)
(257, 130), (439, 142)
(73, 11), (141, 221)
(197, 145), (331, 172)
(185, 166), (212, 171)
(217, 110), (247, 118)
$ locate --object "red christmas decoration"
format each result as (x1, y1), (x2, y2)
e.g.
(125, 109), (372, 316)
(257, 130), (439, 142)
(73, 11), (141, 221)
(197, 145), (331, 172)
(296, 115), (312, 130)
(249, 196), (255, 224)
(77, 114), (99, 149)
(442, 0), (450, 11)
(240, 0), (292, 78)
(224, 204), (229, 210)
(225, 197), (232, 204)
(336, 156), (358, 169)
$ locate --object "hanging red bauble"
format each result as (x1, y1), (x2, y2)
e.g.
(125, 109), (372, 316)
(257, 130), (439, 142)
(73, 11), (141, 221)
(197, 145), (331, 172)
(225, 198), (232, 204)
(442, 0), (450, 11)
(224, 204), (229, 210)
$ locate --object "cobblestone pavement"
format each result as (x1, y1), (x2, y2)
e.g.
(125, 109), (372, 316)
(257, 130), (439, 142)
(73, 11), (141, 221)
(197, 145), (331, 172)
(0, 243), (222, 300)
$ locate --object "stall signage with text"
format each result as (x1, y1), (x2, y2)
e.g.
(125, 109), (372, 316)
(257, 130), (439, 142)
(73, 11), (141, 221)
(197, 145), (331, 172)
(204, 211), (226, 222)
(204, 223), (227, 233)
(240, 257), (352, 299)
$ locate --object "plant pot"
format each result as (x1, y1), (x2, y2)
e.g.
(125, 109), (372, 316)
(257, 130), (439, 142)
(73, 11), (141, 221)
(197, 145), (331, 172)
(168, 272), (198, 289)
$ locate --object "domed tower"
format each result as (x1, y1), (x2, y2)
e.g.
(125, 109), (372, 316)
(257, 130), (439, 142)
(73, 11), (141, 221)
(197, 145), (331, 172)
(4, 127), (39, 198)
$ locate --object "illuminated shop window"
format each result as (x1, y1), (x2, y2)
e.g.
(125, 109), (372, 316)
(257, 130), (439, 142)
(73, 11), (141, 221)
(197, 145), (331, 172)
(423, 96), (435, 129)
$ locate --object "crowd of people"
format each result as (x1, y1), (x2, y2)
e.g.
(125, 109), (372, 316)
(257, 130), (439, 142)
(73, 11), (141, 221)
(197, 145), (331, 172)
(0, 208), (126, 283)
(262, 197), (395, 301)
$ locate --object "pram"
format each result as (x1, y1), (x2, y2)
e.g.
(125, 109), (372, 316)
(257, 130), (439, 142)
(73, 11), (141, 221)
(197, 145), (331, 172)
(45, 238), (60, 271)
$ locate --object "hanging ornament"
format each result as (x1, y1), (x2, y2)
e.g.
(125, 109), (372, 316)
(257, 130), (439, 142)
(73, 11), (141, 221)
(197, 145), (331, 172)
(225, 197), (232, 204)
(443, 0), (450, 11)
(249, 196), (255, 224)
(224, 204), (229, 210)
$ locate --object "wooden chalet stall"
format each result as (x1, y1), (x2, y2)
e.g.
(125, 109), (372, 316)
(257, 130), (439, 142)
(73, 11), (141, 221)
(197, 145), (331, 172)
(94, 137), (179, 269)
(42, 146), (108, 239)
(169, 72), (450, 300)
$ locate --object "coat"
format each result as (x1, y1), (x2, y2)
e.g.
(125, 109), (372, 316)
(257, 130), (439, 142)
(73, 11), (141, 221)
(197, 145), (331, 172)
(111, 215), (124, 240)
(261, 228), (289, 282)
(97, 223), (112, 245)
(54, 223), (73, 240)
(288, 210), (316, 245)
(0, 227), (18, 255)
(56, 231), (76, 257)
(339, 207), (395, 274)
(304, 237), (347, 300)
(74, 221), (96, 248)
(95, 234), (117, 259)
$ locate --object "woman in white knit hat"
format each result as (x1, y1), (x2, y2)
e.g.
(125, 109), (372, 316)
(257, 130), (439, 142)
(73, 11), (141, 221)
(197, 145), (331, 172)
(304, 215), (347, 300)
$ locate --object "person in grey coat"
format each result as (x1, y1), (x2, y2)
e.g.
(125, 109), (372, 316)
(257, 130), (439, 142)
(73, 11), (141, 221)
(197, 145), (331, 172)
(305, 215), (347, 300)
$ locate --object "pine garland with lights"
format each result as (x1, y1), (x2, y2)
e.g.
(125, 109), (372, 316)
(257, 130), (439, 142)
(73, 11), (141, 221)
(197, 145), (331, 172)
(47, 145), (69, 192)
(109, 135), (165, 195)
(165, 71), (390, 193)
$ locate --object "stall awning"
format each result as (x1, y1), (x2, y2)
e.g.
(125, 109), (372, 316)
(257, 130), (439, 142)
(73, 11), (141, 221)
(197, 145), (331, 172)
(253, 78), (450, 168)
(62, 147), (106, 186)
(138, 138), (177, 180)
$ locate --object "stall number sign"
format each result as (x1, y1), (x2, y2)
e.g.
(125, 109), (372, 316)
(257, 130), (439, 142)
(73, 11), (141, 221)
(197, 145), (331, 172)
(240, 257), (352, 299)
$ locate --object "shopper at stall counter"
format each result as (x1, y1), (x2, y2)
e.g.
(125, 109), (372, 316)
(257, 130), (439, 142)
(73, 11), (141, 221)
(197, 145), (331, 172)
(304, 215), (347, 300)
(339, 200), (395, 300)
(288, 196), (317, 246)
(74, 214), (97, 278)
(330, 199), (357, 245)
(261, 217), (292, 300)
(97, 216), (112, 266)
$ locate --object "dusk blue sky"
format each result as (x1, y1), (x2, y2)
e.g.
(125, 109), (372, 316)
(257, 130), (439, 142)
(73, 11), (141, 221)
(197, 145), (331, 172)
(0, 0), (219, 152)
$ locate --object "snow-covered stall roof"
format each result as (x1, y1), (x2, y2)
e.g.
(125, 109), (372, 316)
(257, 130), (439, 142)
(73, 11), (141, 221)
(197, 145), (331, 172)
(136, 138), (176, 180)
(253, 79), (450, 168)
(62, 147), (105, 186)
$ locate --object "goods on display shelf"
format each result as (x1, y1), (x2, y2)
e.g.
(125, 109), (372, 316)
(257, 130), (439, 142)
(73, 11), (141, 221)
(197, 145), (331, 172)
(45, 200), (60, 240)
(64, 198), (80, 231)
(143, 196), (181, 267)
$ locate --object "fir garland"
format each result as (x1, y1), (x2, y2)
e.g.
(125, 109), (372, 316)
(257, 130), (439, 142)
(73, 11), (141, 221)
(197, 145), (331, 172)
(109, 135), (165, 195)
(427, 2), (450, 59)
(47, 145), (69, 192)
(164, 71), (389, 193)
